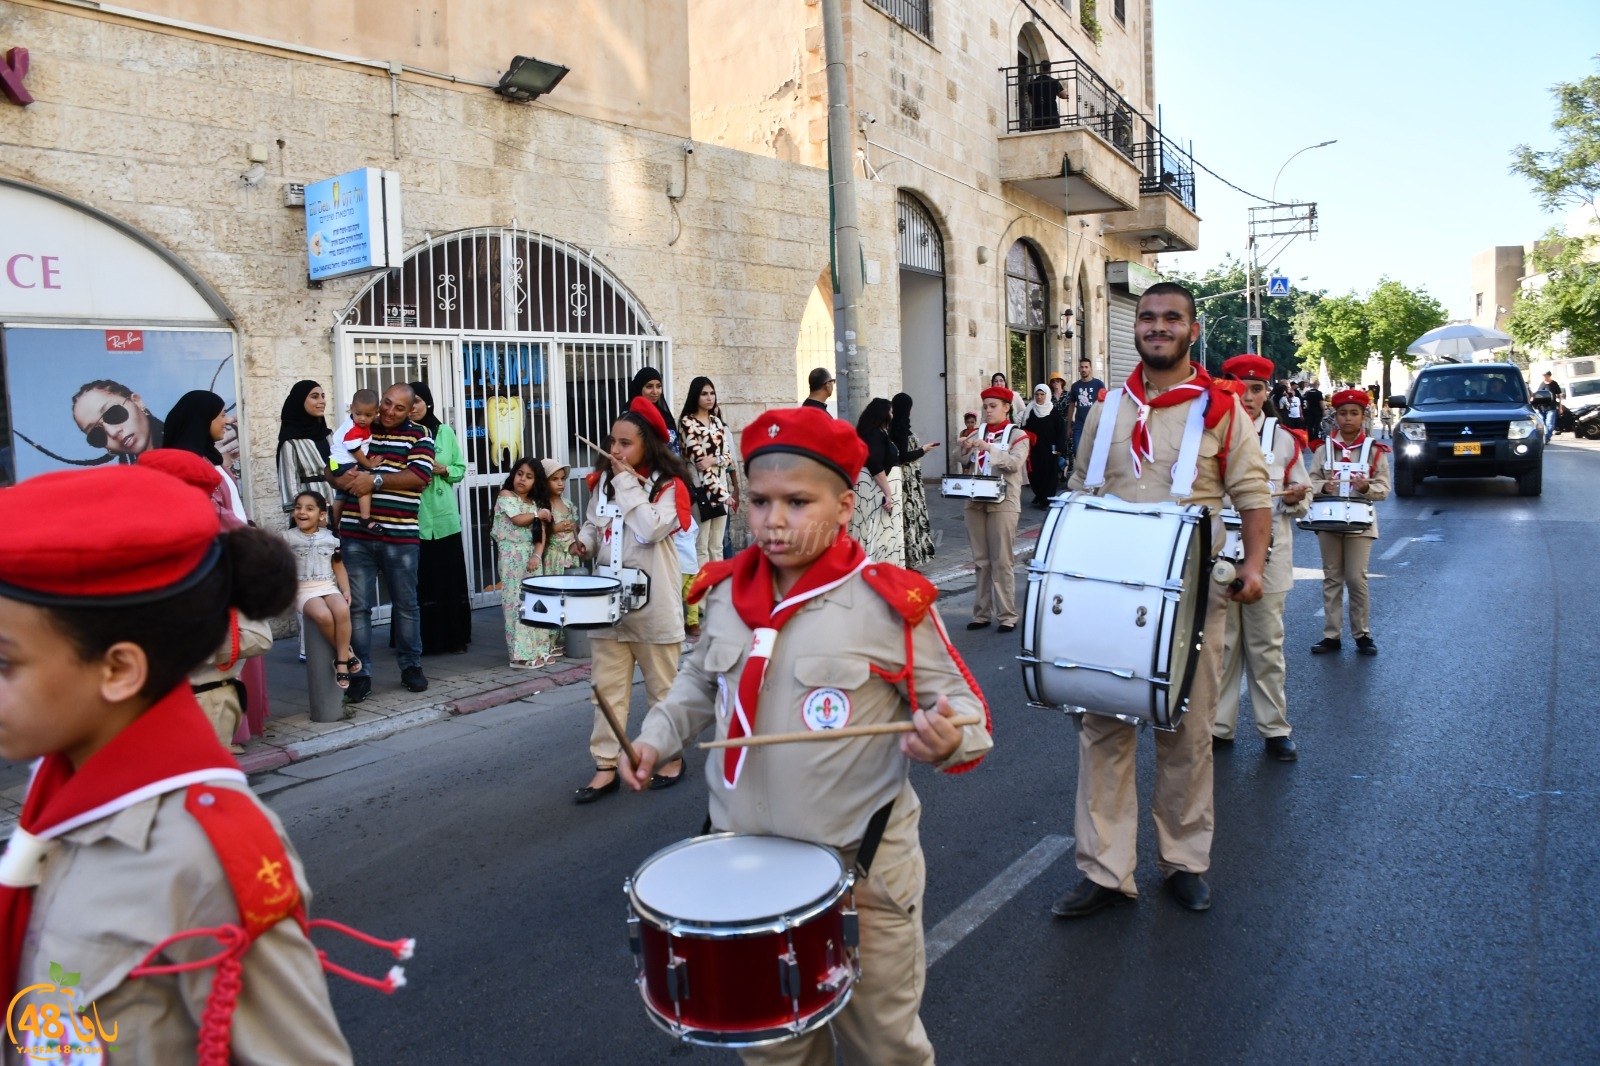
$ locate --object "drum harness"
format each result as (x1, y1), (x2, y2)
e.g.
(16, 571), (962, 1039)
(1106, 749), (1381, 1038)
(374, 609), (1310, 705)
(1325, 436), (1375, 498)
(593, 497), (651, 613)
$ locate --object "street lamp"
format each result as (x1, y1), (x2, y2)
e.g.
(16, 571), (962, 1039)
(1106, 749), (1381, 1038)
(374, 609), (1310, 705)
(1271, 139), (1337, 204)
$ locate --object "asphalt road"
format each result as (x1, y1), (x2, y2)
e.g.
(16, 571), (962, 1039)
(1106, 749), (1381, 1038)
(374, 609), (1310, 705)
(265, 440), (1600, 1065)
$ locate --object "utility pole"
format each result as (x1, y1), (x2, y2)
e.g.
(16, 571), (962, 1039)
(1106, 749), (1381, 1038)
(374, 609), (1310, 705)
(1246, 201), (1318, 357)
(820, 0), (867, 421)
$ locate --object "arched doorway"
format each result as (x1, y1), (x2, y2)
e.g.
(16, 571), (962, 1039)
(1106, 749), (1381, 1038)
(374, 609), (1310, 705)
(794, 270), (834, 405)
(897, 191), (947, 469)
(1006, 240), (1049, 392)
(338, 227), (671, 607)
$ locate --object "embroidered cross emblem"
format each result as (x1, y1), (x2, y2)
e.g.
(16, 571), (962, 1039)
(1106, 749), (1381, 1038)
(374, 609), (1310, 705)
(256, 856), (286, 891)
(767, 424), (780, 438)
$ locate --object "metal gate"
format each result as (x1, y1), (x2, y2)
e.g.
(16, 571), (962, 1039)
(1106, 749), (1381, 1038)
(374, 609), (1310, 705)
(1107, 290), (1139, 388)
(334, 228), (670, 615)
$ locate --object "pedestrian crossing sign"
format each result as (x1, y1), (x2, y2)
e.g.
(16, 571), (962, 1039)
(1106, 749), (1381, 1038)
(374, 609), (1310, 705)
(1267, 275), (1290, 297)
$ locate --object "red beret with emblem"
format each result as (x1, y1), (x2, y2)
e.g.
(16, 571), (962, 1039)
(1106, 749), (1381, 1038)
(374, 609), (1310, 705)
(742, 406), (867, 486)
(1221, 354), (1275, 382)
(1330, 388), (1370, 410)
(137, 448), (223, 494)
(627, 395), (671, 442)
(980, 386), (1013, 404)
(0, 466), (222, 606)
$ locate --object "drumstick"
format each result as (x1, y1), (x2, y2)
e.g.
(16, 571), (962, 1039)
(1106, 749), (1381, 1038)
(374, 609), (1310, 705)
(698, 714), (984, 750)
(593, 690), (640, 769)
(576, 434), (608, 457)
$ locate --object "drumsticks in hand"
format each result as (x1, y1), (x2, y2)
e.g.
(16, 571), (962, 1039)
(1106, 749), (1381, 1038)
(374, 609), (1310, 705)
(594, 690), (640, 769)
(700, 714), (984, 750)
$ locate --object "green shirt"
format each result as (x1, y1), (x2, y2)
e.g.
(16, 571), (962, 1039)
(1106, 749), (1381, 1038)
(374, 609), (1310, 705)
(417, 422), (466, 540)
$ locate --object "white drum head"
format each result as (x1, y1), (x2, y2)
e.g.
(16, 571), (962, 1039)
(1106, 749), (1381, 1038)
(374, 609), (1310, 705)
(521, 574), (619, 595)
(633, 836), (844, 923)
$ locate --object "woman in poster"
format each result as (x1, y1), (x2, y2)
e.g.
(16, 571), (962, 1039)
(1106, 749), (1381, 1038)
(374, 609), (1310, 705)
(70, 379), (165, 462)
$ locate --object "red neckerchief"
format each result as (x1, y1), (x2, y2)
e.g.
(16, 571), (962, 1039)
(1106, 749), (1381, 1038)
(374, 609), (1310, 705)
(583, 466), (692, 533)
(1123, 362), (1232, 478)
(977, 423), (1010, 475)
(0, 685), (240, 1005)
(720, 534), (868, 788)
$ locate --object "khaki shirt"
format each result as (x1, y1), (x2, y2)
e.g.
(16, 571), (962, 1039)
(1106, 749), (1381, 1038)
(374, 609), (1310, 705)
(965, 425), (1030, 514)
(1306, 436), (1391, 540)
(636, 568), (993, 856)
(10, 779), (351, 1066)
(1226, 415), (1313, 595)
(577, 472), (686, 644)
(1068, 378), (1273, 521)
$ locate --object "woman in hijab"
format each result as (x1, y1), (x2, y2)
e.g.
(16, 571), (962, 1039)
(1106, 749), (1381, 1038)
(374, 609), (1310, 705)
(277, 379), (331, 514)
(164, 390), (246, 523)
(1022, 382), (1063, 508)
(889, 392), (938, 570)
(409, 380), (473, 655)
(629, 366), (679, 453)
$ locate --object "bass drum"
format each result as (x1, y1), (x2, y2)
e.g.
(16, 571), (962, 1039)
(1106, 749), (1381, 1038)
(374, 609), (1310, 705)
(1020, 492), (1210, 731)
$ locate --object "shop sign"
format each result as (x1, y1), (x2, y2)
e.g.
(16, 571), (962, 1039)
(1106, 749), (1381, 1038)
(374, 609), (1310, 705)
(1106, 260), (1160, 295)
(304, 168), (402, 282)
(0, 47), (30, 106)
(384, 303), (417, 328)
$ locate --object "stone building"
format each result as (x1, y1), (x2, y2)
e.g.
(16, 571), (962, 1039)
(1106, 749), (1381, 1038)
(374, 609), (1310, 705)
(688, 0), (1202, 454)
(0, 0), (900, 605)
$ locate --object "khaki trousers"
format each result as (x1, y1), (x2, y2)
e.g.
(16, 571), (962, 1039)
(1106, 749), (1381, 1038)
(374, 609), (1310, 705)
(195, 687), (242, 749)
(588, 638), (680, 769)
(1213, 592), (1292, 740)
(1074, 585), (1227, 895)
(963, 505), (1019, 626)
(740, 838), (934, 1066)
(1316, 533), (1374, 639)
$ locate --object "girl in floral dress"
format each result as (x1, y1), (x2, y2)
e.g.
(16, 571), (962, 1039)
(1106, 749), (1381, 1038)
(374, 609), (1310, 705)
(491, 458), (553, 669)
(539, 458), (581, 657)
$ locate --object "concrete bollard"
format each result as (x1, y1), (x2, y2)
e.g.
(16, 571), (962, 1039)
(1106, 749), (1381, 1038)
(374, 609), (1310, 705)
(302, 619), (345, 723)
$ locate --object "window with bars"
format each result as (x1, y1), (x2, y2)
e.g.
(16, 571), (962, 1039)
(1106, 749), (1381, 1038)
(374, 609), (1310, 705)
(866, 0), (931, 40)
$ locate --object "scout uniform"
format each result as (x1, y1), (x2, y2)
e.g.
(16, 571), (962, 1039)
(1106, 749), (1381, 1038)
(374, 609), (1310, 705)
(0, 467), (410, 1066)
(636, 408), (992, 1066)
(962, 386), (1031, 629)
(1213, 356), (1314, 750)
(1306, 389), (1391, 652)
(1065, 364), (1272, 897)
(576, 397), (690, 779)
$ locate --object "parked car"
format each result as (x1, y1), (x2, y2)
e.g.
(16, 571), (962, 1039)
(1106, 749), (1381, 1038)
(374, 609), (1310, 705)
(1387, 363), (1544, 497)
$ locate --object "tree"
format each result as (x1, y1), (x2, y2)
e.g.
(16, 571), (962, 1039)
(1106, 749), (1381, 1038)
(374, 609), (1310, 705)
(1365, 278), (1446, 398)
(1294, 279), (1446, 396)
(1165, 255), (1322, 377)
(1510, 58), (1600, 219)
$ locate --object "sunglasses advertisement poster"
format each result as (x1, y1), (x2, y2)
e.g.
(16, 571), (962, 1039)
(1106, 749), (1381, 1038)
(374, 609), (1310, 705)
(1, 326), (237, 484)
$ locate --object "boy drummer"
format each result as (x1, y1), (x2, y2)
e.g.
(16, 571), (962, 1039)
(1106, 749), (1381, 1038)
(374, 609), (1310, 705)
(1307, 389), (1391, 656)
(1213, 355), (1314, 761)
(620, 406), (992, 1066)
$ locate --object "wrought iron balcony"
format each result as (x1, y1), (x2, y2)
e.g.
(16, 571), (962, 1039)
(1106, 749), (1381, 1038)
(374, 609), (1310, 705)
(1003, 61), (1140, 154)
(1131, 138), (1197, 212)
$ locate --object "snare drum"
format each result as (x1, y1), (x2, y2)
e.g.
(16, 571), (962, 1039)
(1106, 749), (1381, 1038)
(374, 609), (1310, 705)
(1217, 508), (1246, 563)
(627, 834), (857, 1047)
(520, 574), (622, 629)
(1020, 493), (1210, 730)
(1297, 496), (1375, 534)
(940, 475), (1005, 502)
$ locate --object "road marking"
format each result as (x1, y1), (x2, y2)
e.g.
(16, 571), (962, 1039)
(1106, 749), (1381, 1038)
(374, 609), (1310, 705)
(1380, 538), (1410, 561)
(926, 834), (1073, 967)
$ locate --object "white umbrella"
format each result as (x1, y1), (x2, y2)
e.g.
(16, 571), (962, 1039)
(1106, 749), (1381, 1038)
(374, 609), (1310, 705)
(1406, 323), (1513, 360)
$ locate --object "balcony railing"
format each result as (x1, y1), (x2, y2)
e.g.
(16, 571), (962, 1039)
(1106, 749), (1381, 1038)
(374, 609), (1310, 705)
(1132, 138), (1197, 212)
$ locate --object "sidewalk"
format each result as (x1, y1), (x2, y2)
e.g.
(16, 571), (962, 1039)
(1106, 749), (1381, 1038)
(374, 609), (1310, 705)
(0, 479), (1050, 831)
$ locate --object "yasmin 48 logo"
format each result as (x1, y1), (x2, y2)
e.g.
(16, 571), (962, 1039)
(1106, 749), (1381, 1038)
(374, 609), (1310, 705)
(7, 961), (116, 1063)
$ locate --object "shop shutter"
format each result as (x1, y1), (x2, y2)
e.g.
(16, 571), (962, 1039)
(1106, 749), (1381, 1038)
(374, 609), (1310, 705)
(1107, 290), (1139, 386)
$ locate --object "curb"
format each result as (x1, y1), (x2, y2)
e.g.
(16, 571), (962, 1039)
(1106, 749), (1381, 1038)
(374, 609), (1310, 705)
(925, 529), (1041, 590)
(237, 661), (593, 776)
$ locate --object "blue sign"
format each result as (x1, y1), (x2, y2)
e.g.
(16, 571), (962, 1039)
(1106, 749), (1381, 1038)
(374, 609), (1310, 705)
(1266, 275), (1290, 297)
(304, 168), (401, 281)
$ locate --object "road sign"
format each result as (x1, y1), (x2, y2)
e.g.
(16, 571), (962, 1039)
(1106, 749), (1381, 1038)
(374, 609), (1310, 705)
(1267, 275), (1290, 297)
(1247, 318), (1263, 337)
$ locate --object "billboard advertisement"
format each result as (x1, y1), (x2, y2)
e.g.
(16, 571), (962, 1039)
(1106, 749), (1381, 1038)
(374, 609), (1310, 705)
(304, 168), (403, 282)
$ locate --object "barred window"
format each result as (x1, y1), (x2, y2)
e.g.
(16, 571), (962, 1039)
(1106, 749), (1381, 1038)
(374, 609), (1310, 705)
(866, 0), (931, 40)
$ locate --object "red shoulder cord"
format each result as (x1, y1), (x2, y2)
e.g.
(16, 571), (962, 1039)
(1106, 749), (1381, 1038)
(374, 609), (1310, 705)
(215, 609), (242, 673)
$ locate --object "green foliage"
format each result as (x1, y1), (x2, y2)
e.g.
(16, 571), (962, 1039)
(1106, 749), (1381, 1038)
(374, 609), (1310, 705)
(1510, 58), (1600, 216)
(1165, 255), (1322, 376)
(1080, 0), (1104, 44)
(1293, 278), (1446, 395)
(1506, 231), (1600, 357)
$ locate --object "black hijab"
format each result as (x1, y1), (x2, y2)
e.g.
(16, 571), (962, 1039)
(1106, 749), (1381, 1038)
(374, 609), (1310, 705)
(163, 390), (226, 465)
(409, 380), (442, 433)
(279, 380), (330, 460)
(890, 392), (914, 445)
(629, 365), (677, 446)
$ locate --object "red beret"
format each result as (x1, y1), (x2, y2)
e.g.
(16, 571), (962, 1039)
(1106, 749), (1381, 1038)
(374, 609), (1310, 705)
(627, 396), (670, 443)
(1221, 354), (1275, 382)
(137, 448), (223, 494)
(1331, 388), (1370, 410)
(742, 407), (867, 486)
(0, 467), (222, 606)
(980, 386), (1013, 404)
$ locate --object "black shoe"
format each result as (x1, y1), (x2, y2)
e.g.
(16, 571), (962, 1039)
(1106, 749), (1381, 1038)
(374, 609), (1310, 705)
(1265, 736), (1298, 762)
(1165, 871), (1212, 912)
(1212, 734), (1235, 746)
(1310, 638), (1342, 655)
(1355, 636), (1378, 656)
(575, 770), (620, 804)
(998, 623), (1017, 634)
(1050, 878), (1132, 919)
(966, 620), (991, 631)
(648, 769), (684, 791)
(343, 677), (371, 705)
(401, 666), (429, 692)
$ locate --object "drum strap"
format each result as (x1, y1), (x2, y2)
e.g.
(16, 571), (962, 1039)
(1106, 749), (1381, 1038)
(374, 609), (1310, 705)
(1084, 390), (1208, 498)
(1082, 389), (1122, 489)
(854, 799), (896, 877)
(1259, 416), (1277, 466)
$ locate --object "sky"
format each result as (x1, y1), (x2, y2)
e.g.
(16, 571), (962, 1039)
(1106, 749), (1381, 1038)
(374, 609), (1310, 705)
(1151, 0), (1600, 319)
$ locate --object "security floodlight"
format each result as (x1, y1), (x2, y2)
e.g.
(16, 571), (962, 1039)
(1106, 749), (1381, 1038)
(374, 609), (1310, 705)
(495, 55), (569, 102)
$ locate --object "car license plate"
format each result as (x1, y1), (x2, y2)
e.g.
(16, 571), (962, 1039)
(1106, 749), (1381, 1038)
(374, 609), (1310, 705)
(1454, 442), (1482, 456)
